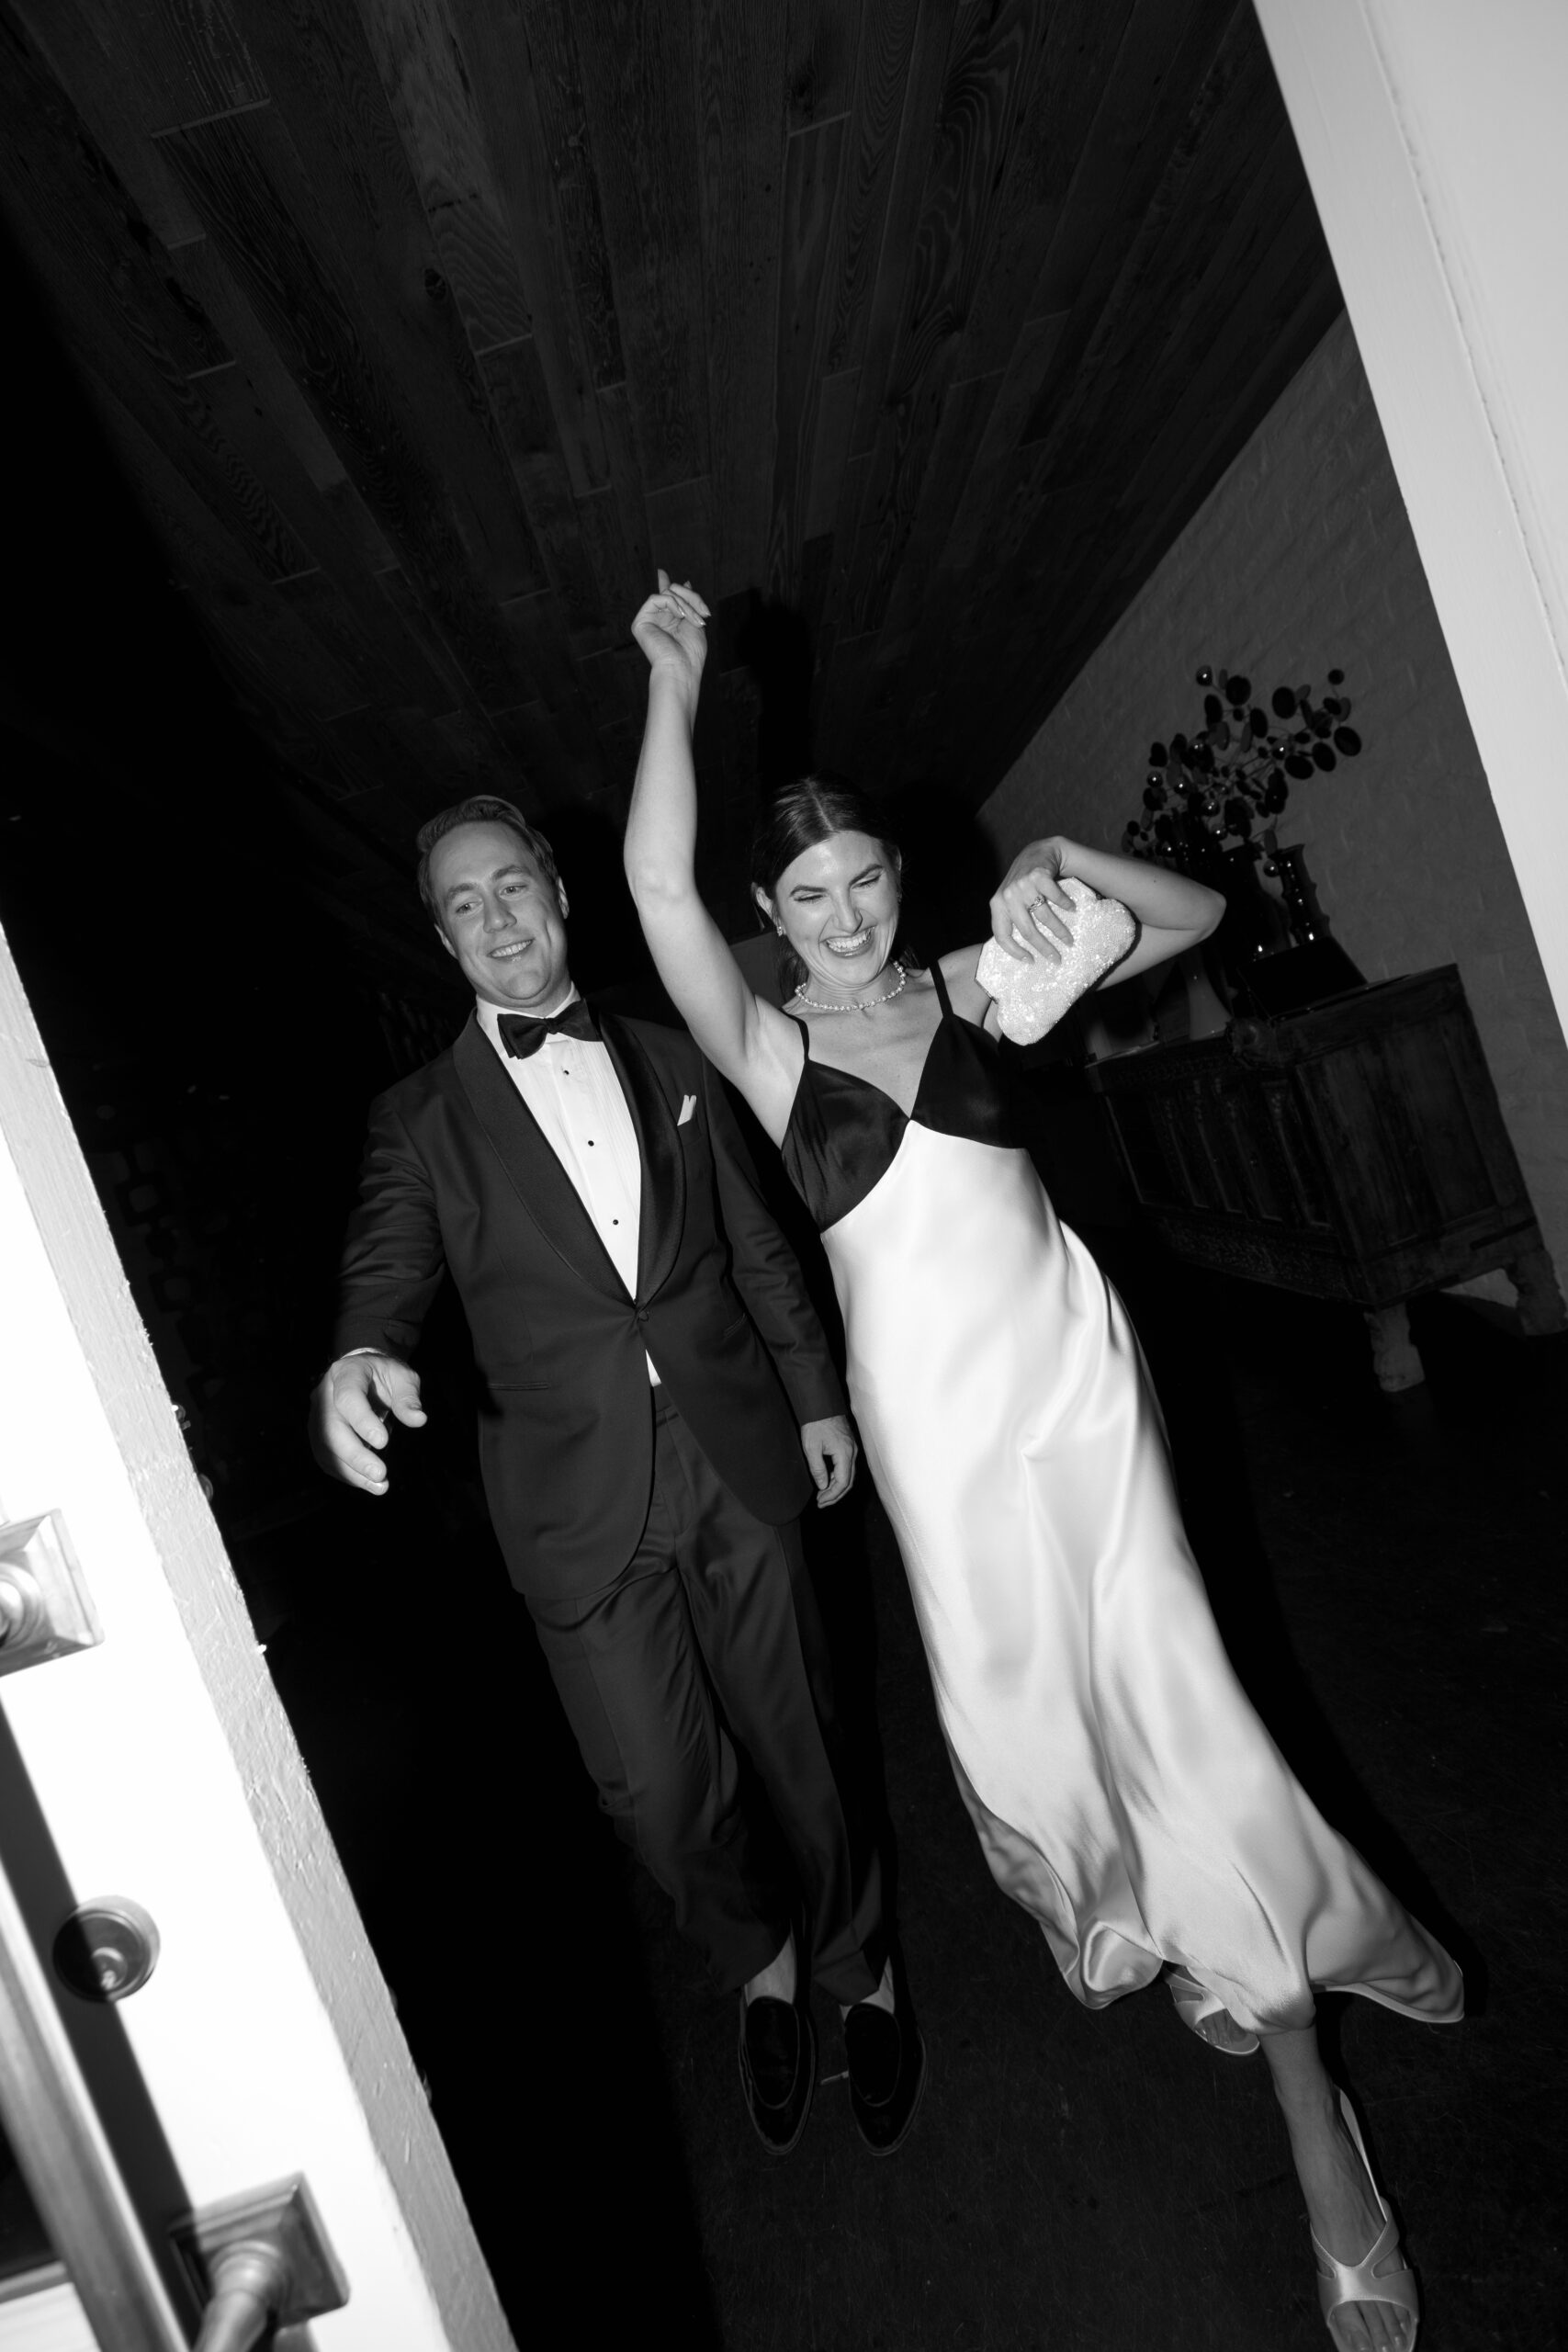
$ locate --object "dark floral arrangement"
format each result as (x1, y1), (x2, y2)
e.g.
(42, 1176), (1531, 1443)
(1122, 664), (1363, 864)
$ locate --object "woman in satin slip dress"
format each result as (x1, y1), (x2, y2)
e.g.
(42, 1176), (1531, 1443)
(624, 574), (1461, 2351)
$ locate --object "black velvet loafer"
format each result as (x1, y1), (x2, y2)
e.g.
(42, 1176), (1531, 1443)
(739, 1993), (817, 2157)
(844, 2001), (927, 2155)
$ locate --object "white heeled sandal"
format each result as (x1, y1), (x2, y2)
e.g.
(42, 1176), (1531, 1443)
(1314, 2090), (1420, 2349)
(1164, 1964), (1260, 2056)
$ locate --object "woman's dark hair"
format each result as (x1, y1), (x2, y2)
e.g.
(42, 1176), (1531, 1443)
(750, 773), (911, 996)
(750, 772), (901, 899)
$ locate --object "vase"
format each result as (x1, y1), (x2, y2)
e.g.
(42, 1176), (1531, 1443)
(1212, 842), (1292, 974)
(1240, 842), (1365, 1014)
(1271, 843), (1328, 946)
(1182, 949), (1232, 1039)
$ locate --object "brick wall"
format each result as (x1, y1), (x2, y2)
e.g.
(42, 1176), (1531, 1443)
(978, 312), (1568, 1297)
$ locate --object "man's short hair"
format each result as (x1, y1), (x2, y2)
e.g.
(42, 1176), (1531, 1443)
(414, 797), (561, 922)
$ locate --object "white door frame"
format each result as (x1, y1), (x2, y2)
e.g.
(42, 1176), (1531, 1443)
(1255, 0), (1568, 1047)
(0, 917), (513, 2351)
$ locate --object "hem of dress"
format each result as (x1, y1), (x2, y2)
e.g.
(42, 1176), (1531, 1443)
(1305, 1978), (1464, 2030)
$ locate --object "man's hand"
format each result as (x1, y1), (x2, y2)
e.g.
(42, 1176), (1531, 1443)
(800, 1414), (857, 1508)
(310, 1353), (427, 1496)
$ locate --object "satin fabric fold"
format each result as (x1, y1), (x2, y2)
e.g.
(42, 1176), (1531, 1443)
(785, 1011), (1461, 2038)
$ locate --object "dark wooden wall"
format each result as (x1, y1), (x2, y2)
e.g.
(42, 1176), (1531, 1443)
(0, 0), (1338, 942)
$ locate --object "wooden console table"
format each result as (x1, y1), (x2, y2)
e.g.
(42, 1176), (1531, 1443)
(1086, 966), (1564, 1388)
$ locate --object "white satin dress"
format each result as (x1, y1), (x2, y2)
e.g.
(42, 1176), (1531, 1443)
(780, 967), (1462, 2037)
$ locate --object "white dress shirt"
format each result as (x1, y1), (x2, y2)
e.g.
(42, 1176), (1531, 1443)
(475, 989), (660, 1384)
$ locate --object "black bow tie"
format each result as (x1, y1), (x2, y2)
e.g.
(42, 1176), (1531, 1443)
(497, 999), (600, 1059)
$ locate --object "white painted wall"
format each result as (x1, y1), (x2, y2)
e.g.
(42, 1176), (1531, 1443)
(978, 313), (1568, 1295)
(1253, 0), (1568, 1037)
(0, 921), (513, 2352)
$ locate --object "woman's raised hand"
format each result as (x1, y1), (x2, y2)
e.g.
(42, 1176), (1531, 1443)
(631, 570), (711, 696)
(990, 836), (1078, 963)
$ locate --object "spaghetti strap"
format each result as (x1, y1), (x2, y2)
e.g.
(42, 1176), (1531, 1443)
(788, 1011), (811, 1057)
(929, 958), (953, 1019)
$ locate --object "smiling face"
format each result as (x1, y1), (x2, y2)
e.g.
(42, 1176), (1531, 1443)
(428, 820), (572, 1010)
(762, 829), (902, 999)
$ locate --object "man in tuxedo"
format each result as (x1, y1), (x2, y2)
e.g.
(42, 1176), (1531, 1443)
(310, 795), (923, 2155)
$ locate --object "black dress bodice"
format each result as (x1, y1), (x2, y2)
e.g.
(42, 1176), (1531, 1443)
(780, 963), (1025, 1231)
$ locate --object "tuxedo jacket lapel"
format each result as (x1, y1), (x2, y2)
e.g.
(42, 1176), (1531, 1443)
(453, 1016), (627, 1303)
(599, 1013), (683, 1303)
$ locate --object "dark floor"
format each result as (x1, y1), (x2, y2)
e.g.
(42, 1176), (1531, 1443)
(238, 1251), (1565, 2351)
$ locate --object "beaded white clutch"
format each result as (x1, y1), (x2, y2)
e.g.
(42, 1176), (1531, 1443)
(976, 876), (1136, 1044)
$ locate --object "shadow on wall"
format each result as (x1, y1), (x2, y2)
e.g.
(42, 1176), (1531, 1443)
(720, 590), (1010, 962)
(531, 799), (661, 1001)
(885, 776), (1009, 962)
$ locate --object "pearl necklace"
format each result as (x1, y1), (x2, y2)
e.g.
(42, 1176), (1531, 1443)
(791, 961), (909, 1017)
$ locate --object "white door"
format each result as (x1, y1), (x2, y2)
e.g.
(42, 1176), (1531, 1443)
(0, 917), (513, 2351)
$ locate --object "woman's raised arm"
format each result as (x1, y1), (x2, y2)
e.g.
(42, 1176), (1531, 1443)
(989, 834), (1224, 989)
(624, 576), (802, 1142)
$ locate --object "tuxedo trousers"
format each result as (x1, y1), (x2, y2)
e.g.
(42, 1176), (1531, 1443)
(526, 1392), (885, 2000)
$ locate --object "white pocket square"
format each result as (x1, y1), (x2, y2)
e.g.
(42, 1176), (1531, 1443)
(678, 1094), (698, 1126)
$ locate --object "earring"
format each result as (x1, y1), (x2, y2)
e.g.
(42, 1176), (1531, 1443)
(774, 921), (785, 936)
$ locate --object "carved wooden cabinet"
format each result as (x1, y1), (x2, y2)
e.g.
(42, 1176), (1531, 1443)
(1087, 967), (1562, 1384)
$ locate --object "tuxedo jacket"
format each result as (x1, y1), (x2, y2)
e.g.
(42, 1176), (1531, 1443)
(333, 1010), (846, 1600)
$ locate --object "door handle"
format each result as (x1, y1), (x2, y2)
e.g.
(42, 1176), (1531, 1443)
(190, 2236), (294, 2352)
(173, 2175), (348, 2352)
(191, 2239), (289, 2352)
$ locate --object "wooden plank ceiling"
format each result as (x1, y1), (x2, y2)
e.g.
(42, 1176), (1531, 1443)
(0, 0), (1339, 943)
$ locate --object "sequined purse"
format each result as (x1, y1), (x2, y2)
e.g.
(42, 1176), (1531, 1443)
(976, 876), (1136, 1044)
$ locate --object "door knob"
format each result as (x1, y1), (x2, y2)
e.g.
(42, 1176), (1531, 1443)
(0, 1512), (102, 1676)
(0, 1561), (43, 1649)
